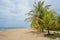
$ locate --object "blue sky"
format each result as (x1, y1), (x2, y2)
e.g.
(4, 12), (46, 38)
(0, 0), (60, 28)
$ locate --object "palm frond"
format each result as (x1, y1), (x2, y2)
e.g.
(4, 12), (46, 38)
(44, 5), (51, 9)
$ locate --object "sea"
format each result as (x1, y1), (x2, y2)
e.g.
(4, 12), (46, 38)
(0, 26), (30, 30)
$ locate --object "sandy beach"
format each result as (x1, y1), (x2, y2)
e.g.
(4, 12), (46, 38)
(0, 28), (60, 40)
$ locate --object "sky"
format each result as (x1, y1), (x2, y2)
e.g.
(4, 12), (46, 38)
(0, 0), (60, 28)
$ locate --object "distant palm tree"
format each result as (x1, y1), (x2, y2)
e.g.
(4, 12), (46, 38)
(57, 16), (60, 23)
(54, 15), (60, 31)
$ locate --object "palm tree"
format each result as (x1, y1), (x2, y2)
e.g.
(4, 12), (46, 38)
(43, 10), (56, 35)
(54, 15), (60, 31)
(25, 1), (51, 32)
(57, 15), (60, 24)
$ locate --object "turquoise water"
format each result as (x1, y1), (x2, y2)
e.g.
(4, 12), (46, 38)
(0, 27), (30, 30)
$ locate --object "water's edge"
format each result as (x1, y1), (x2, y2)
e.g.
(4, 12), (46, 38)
(0, 27), (30, 30)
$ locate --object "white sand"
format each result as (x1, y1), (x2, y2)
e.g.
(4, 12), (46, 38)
(0, 28), (59, 40)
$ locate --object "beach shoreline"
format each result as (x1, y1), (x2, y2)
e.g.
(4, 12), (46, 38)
(0, 28), (59, 40)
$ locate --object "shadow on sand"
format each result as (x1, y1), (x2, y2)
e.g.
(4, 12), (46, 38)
(44, 33), (60, 39)
(26, 31), (41, 34)
(0, 34), (6, 37)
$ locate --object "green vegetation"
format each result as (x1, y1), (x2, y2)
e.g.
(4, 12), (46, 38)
(25, 1), (60, 38)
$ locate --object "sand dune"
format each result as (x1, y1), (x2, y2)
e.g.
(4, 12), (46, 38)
(0, 28), (60, 40)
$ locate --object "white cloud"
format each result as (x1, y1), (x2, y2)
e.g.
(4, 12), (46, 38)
(0, 0), (31, 17)
(0, 0), (32, 27)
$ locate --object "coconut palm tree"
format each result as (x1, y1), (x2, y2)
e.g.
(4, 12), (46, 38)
(54, 15), (60, 31)
(33, 1), (52, 32)
(43, 10), (56, 35)
(25, 1), (53, 33)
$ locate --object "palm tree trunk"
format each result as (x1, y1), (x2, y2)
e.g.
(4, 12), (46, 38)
(47, 29), (50, 35)
(47, 27), (50, 35)
(41, 28), (44, 32)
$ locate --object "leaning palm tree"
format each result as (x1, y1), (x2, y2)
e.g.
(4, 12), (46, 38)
(33, 1), (51, 32)
(25, 1), (51, 32)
